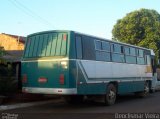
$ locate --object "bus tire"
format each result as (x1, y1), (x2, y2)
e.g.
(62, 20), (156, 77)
(135, 81), (150, 98)
(104, 83), (117, 106)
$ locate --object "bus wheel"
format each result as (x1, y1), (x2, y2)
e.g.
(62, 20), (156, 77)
(136, 81), (150, 97)
(104, 83), (117, 106)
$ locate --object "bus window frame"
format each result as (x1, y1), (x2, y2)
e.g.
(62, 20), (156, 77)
(75, 36), (83, 59)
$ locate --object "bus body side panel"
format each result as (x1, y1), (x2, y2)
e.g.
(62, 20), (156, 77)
(118, 81), (145, 94)
(69, 31), (76, 59)
(75, 59), (152, 95)
(77, 83), (107, 95)
(72, 33), (154, 95)
(68, 60), (77, 88)
(77, 81), (145, 95)
(72, 33), (108, 95)
(76, 60), (107, 95)
(75, 60), (146, 95)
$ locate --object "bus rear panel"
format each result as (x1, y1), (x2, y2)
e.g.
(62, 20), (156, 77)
(22, 31), (77, 95)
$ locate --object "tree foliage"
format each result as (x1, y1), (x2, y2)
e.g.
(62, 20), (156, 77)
(112, 8), (160, 61)
(0, 46), (4, 57)
(0, 46), (6, 64)
(0, 46), (18, 96)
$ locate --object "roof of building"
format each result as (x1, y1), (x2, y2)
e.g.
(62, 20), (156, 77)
(2, 50), (23, 62)
(1, 33), (26, 43)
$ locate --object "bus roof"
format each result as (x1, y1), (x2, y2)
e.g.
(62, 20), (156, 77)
(74, 31), (151, 51)
(27, 30), (71, 37)
(27, 30), (151, 51)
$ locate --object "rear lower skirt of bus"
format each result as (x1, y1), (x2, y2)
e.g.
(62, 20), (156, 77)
(22, 87), (77, 95)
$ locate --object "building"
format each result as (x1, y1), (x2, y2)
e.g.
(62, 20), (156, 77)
(0, 33), (25, 61)
(0, 33), (26, 90)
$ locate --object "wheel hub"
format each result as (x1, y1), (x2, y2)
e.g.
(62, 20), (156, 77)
(109, 90), (115, 99)
(144, 85), (149, 93)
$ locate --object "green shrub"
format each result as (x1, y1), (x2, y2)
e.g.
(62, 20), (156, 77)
(0, 64), (18, 95)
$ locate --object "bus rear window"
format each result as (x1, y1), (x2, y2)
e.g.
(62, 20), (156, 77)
(24, 33), (67, 58)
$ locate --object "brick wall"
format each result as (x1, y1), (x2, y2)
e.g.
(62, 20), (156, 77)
(0, 34), (24, 51)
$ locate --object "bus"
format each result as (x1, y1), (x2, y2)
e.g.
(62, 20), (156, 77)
(21, 30), (156, 105)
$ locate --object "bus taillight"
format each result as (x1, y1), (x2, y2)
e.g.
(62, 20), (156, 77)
(22, 74), (27, 83)
(59, 74), (65, 85)
(63, 34), (67, 40)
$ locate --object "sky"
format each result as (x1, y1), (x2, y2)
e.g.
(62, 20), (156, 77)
(0, 0), (160, 39)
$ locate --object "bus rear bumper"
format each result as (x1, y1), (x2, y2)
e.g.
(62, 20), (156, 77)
(22, 87), (77, 95)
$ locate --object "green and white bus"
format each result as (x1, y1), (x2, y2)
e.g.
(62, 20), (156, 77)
(21, 30), (155, 105)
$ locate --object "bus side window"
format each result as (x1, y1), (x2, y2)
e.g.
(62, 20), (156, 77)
(146, 55), (151, 65)
(76, 36), (82, 59)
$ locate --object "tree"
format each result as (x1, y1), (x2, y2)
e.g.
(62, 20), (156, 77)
(0, 46), (18, 96)
(0, 46), (5, 64)
(0, 46), (8, 64)
(112, 8), (160, 61)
